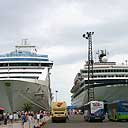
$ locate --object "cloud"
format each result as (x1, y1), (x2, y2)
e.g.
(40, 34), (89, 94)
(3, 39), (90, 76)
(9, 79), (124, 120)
(0, 0), (128, 105)
(39, 45), (86, 65)
(51, 62), (83, 103)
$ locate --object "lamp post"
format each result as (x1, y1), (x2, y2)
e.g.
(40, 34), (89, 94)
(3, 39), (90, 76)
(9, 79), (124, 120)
(83, 32), (95, 102)
(55, 90), (58, 102)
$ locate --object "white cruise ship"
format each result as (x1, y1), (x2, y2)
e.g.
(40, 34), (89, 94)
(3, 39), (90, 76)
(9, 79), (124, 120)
(0, 40), (53, 112)
(71, 50), (128, 109)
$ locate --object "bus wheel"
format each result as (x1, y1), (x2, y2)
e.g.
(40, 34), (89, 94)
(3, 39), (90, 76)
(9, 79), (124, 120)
(115, 115), (117, 121)
(88, 117), (91, 122)
(52, 119), (55, 123)
(100, 119), (103, 122)
(84, 116), (87, 121)
(64, 119), (66, 123)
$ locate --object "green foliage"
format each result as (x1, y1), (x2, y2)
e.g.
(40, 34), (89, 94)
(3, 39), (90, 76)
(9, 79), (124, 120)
(22, 102), (32, 112)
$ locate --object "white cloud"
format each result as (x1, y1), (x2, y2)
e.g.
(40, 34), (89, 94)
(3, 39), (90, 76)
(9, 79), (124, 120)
(51, 62), (84, 104)
(0, 0), (128, 106)
(39, 45), (84, 58)
(109, 54), (128, 65)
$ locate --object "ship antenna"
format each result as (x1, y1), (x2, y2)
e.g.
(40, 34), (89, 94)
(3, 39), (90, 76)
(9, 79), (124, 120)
(96, 49), (99, 62)
(22, 39), (28, 45)
(125, 60), (128, 65)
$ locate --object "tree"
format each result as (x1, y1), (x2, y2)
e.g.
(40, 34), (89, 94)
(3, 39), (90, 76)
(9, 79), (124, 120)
(22, 102), (32, 112)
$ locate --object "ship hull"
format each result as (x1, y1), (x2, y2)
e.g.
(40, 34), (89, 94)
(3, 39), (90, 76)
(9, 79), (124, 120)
(71, 84), (128, 108)
(0, 79), (50, 112)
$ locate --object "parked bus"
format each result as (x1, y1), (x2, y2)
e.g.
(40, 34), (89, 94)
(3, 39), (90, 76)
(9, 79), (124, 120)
(83, 101), (105, 122)
(107, 100), (128, 121)
(51, 101), (67, 123)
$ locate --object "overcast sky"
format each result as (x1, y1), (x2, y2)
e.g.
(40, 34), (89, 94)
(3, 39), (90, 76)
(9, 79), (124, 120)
(1, 0), (128, 105)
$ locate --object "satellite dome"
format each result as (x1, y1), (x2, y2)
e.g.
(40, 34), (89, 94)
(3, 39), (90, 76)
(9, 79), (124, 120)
(102, 56), (108, 62)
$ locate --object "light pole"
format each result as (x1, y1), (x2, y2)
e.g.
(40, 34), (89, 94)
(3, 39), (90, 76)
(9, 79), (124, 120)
(83, 32), (95, 102)
(55, 90), (58, 102)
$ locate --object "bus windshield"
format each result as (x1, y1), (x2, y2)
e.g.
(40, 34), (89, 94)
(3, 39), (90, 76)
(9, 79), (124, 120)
(91, 101), (104, 114)
(120, 102), (128, 112)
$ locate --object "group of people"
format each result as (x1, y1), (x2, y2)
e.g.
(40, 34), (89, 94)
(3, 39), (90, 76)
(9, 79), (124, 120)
(21, 111), (49, 128)
(3, 112), (19, 125)
(2, 110), (49, 128)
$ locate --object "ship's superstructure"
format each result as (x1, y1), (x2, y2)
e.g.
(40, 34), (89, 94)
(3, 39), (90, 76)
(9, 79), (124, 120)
(71, 50), (128, 109)
(0, 40), (53, 112)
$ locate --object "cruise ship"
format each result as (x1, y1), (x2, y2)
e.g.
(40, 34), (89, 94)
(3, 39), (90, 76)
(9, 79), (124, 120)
(0, 40), (53, 112)
(71, 50), (128, 109)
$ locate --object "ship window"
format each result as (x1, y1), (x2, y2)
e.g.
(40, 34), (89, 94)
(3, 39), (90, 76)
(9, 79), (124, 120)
(104, 69), (107, 72)
(99, 70), (101, 73)
(117, 69), (120, 72)
(41, 63), (53, 67)
(125, 69), (127, 72)
(81, 70), (85, 73)
(32, 63), (39, 66)
(0, 76), (39, 79)
(114, 69), (117, 72)
(0, 72), (42, 74)
(0, 63), (8, 67)
(118, 69), (121, 72)
(9, 63), (40, 66)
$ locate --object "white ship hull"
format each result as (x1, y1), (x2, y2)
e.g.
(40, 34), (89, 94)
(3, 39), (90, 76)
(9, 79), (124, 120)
(71, 84), (128, 108)
(71, 50), (128, 109)
(0, 78), (50, 112)
(0, 42), (53, 113)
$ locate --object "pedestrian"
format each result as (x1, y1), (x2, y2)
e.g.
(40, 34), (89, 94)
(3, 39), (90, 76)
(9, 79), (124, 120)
(9, 113), (13, 123)
(40, 111), (43, 119)
(4, 114), (8, 125)
(28, 113), (35, 128)
(66, 111), (70, 121)
(21, 113), (26, 128)
(36, 112), (40, 124)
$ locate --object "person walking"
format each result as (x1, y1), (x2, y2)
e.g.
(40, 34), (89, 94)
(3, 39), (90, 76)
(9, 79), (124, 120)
(21, 113), (26, 128)
(4, 114), (8, 125)
(9, 113), (13, 123)
(36, 112), (40, 124)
